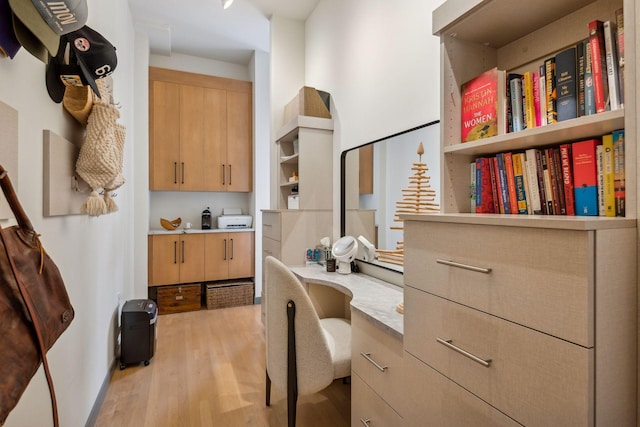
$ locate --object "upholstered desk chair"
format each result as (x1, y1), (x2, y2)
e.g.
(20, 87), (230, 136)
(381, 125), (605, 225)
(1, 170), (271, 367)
(264, 256), (351, 427)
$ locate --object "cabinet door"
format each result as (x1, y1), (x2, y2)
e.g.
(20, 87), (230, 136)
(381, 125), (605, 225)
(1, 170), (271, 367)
(179, 85), (205, 191)
(228, 232), (254, 279)
(203, 88), (227, 191)
(149, 81), (180, 190)
(204, 233), (229, 281)
(226, 90), (252, 192)
(179, 234), (205, 283)
(148, 235), (180, 286)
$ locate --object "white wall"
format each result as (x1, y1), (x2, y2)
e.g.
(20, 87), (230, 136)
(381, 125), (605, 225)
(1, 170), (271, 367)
(1, 1), (136, 426)
(303, 0), (445, 238)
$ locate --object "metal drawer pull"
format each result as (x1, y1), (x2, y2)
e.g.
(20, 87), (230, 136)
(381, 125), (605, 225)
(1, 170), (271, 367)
(360, 418), (371, 426)
(437, 337), (491, 367)
(436, 259), (491, 274)
(360, 352), (387, 372)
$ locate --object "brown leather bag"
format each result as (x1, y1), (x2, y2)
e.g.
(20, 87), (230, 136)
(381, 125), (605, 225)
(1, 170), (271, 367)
(0, 165), (74, 426)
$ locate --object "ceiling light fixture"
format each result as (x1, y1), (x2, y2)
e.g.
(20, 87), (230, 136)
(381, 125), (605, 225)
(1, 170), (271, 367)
(222, 0), (234, 9)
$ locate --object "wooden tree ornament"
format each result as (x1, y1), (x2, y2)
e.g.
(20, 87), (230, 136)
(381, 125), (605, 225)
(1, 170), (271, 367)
(376, 142), (440, 268)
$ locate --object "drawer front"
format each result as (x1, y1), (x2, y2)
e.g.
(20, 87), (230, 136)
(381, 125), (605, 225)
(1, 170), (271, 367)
(157, 284), (201, 314)
(405, 287), (592, 426)
(262, 236), (281, 261)
(352, 313), (404, 414)
(352, 372), (403, 427)
(404, 221), (593, 346)
(403, 352), (521, 427)
(262, 212), (281, 241)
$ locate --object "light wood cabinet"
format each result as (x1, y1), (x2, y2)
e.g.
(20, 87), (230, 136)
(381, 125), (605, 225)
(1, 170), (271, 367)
(148, 234), (205, 286)
(204, 231), (254, 281)
(275, 116), (333, 210)
(149, 67), (252, 192)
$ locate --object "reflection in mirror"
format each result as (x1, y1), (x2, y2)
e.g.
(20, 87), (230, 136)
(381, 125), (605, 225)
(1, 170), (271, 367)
(341, 121), (440, 273)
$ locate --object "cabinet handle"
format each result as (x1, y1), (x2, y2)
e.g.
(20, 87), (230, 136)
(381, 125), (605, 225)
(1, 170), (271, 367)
(228, 164), (232, 185)
(230, 238), (234, 260)
(173, 162), (177, 184)
(221, 164), (225, 185)
(263, 223), (272, 228)
(181, 240), (185, 264)
(360, 352), (387, 372)
(173, 241), (177, 264)
(360, 418), (371, 426)
(181, 162), (185, 184)
(436, 259), (491, 274)
(223, 239), (227, 261)
(436, 337), (491, 367)
(264, 249), (273, 255)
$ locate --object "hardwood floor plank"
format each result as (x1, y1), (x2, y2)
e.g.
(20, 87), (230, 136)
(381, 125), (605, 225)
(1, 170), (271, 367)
(94, 304), (350, 426)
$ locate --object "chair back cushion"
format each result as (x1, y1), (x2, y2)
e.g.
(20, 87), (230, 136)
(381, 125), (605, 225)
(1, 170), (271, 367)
(264, 256), (334, 395)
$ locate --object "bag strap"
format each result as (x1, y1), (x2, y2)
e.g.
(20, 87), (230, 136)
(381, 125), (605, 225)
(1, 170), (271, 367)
(0, 167), (60, 427)
(0, 165), (34, 233)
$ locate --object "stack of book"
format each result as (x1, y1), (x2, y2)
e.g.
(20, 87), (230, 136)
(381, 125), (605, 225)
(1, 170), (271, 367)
(461, 9), (624, 142)
(470, 130), (625, 217)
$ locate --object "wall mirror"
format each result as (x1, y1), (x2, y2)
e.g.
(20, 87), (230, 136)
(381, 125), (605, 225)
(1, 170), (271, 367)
(340, 120), (440, 274)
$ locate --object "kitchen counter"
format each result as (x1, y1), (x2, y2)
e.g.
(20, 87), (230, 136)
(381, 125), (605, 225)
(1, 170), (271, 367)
(148, 228), (255, 235)
(289, 263), (404, 340)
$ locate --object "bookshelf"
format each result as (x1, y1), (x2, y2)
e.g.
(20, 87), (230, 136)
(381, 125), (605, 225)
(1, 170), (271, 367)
(434, 0), (635, 220)
(400, 0), (638, 425)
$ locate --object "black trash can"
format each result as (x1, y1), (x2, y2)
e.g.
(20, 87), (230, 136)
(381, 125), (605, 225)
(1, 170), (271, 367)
(120, 299), (157, 370)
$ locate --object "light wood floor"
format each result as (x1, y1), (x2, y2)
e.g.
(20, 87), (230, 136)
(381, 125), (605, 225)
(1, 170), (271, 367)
(94, 304), (351, 427)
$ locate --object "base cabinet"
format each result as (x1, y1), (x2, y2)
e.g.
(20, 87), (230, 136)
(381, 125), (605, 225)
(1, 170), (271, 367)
(148, 234), (205, 286)
(204, 231), (254, 281)
(351, 373), (403, 427)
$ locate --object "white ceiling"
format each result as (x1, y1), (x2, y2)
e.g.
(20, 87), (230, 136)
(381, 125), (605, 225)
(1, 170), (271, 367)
(128, 0), (320, 64)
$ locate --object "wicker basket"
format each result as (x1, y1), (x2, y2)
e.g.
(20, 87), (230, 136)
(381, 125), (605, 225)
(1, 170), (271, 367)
(206, 281), (254, 310)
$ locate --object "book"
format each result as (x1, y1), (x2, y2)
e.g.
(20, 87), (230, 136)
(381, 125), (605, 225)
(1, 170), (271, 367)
(559, 144), (575, 215)
(535, 149), (548, 215)
(461, 68), (506, 142)
(544, 57), (557, 124)
(492, 157), (505, 214)
(613, 129), (625, 216)
(615, 8), (624, 106)
(596, 144), (605, 215)
(576, 40), (586, 117)
(512, 152), (528, 214)
(539, 65), (547, 126)
(584, 39), (596, 115)
(546, 148), (561, 215)
(503, 152), (518, 214)
(532, 71), (541, 127)
(541, 149), (555, 215)
(470, 162), (476, 212)
(588, 20), (609, 113)
(552, 148), (566, 215)
(602, 133), (616, 216)
(509, 74), (524, 132)
(555, 47), (577, 121)
(522, 71), (536, 129)
(603, 20), (621, 110)
(572, 138), (601, 216)
(475, 157), (495, 213)
(525, 148), (542, 214)
(495, 153), (511, 214)
(489, 157), (500, 213)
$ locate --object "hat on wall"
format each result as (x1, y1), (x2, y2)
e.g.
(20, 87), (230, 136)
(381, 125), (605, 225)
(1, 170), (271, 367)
(46, 26), (116, 102)
(9, 0), (87, 62)
(0, 0), (20, 58)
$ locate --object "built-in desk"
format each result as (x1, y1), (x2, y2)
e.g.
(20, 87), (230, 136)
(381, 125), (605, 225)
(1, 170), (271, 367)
(289, 264), (406, 425)
(289, 264), (404, 339)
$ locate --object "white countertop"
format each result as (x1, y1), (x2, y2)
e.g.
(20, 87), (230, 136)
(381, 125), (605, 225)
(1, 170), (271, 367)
(148, 228), (255, 235)
(289, 263), (404, 340)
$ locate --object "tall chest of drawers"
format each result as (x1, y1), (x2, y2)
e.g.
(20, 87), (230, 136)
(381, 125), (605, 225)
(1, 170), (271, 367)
(402, 216), (637, 426)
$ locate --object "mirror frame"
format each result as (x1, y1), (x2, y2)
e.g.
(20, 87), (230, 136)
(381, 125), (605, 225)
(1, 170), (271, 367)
(339, 120), (440, 272)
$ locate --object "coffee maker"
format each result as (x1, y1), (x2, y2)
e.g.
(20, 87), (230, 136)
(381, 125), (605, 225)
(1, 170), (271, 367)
(201, 207), (212, 229)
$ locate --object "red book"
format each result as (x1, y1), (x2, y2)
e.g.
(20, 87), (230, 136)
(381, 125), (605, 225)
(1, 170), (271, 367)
(588, 20), (609, 113)
(503, 152), (518, 214)
(461, 68), (506, 142)
(559, 144), (576, 215)
(475, 157), (495, 213)
(572, 138), (601, 216)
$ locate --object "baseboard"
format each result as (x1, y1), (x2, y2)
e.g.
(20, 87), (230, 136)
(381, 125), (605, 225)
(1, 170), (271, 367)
(84, 359), (115, 427)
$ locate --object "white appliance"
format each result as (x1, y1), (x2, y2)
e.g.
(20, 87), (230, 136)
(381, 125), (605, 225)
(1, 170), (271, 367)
(332, 235), (358, 275)
(217, 208), (253, 229)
